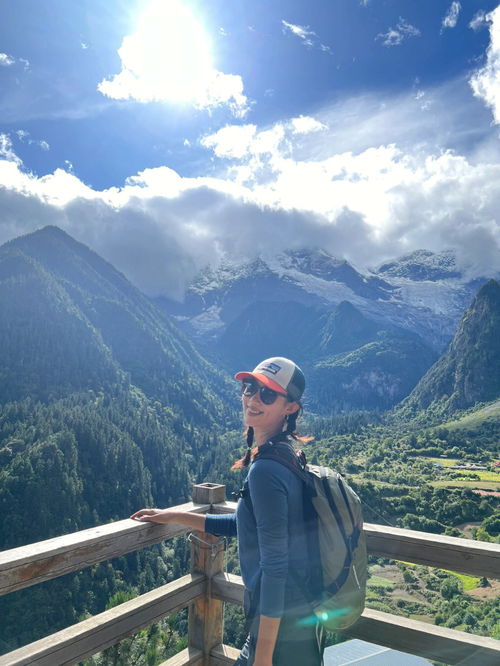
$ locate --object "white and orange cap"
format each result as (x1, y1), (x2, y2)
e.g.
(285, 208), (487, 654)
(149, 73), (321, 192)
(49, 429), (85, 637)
(235, 357), (305, 402)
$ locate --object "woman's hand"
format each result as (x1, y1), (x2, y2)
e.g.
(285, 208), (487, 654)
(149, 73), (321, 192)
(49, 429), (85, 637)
(130, 509), (207, 532)
(130, 508), (173, 524)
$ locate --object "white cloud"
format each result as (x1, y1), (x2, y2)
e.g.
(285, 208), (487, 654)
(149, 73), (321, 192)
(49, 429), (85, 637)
(442, 2), (461, 31)
(15, 130), (50, 151)
(469, 6), (500, 124)
(469, 10), (488, 32)
(98, 0), (248, 117)
(0, 134), (22, 165)
(282, 20), (315, 46)
(201, 125), (257, 159)
(281, 20), (333, 54)
(0, 53), (15, 66)
(290, 116), (327, 134)
(1, 81), (500, 298)
(377, 18), (421, 47)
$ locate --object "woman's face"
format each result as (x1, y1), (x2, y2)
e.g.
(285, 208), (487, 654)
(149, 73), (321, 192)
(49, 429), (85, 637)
(241, 379), (299, 435)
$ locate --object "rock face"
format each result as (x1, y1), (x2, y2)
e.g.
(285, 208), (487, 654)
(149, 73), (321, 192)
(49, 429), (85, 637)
(377, 249), (461, 281)
(158, 247), (496, 352)
(402, 279), (500, 413)
(210, 296), (437, 413)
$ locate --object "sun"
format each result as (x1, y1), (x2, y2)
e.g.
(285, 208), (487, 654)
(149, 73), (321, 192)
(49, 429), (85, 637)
(120, 0), (213, 102)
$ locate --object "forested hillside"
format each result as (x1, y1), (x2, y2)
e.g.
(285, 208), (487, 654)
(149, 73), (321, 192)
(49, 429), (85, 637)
(213, 298), (437, 412)
(401, 279), (500, 416)
(0, 227), (238, 652)
(0, 227), (498, 661)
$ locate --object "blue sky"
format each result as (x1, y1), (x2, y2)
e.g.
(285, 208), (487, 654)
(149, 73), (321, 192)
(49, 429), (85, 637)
(1, 1), (499, 297)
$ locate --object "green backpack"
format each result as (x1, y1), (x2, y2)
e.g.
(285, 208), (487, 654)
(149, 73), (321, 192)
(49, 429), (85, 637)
(254, 441), (367, 631)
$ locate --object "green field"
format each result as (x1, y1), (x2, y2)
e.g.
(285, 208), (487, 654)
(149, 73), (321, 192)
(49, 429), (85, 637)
(367, 575), (394, 589)
(430, 480), (500, 490)
(443, 399), (500, 430)
(423, 457), (460, 467)
(446, 572), (480, 591)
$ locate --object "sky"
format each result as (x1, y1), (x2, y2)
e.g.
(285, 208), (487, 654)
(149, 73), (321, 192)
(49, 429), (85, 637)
(0, 0), (500, 299)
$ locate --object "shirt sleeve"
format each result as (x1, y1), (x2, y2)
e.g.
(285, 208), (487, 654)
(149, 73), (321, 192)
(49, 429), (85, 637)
(204, 512), (237, 537)
(249, 459), (289, 618)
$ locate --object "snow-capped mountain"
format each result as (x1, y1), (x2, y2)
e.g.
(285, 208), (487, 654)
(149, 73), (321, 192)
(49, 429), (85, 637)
(376, 249), (461, 281)
(158, 248), (494, 351)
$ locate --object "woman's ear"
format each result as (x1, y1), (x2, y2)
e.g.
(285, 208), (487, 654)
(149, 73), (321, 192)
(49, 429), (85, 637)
(285, 401), (300, 415)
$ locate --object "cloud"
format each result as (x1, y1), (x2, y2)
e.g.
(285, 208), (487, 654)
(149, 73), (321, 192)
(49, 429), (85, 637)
(377, 18), (421, 47)
(469, 6), (500, 124)
(201, 125), (257, 159)
(201, 116), (326, 161)
(1, 83), (500, 299)
(98, 0), (248, 117)
(442, 2), (461, 31)
(0, 134), (22, 165)
(15, 130), (50, 151)
(290, 116), (327, 134)
(469, 10), (488, 32)
(281, 20), (333, 54)
(0, 53), (29, 70)
(0, 53), (15, 67)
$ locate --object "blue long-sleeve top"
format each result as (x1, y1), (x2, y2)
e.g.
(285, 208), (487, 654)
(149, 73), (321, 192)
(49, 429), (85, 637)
(205, 450), (309, 618)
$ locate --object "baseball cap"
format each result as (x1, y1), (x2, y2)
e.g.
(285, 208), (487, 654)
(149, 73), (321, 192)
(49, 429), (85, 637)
(235, 357), (305, 402)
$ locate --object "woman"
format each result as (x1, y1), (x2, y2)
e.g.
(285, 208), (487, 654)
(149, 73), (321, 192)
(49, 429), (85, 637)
(131, 357), (324, 666)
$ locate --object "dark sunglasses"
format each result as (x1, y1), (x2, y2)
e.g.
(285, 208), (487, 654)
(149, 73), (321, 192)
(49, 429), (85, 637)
(240, 380), (286, 405)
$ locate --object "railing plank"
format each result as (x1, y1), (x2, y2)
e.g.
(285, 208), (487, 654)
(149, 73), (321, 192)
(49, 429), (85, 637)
(345, 608), (500, 666)
(0, 502), (209, 596)
(210, 644), (240, 665)
(212, 572), (244, 605)
(0, 573), (205, 666)
(212, 574), (500, 666)
(364, 522), (500, 578)
(212, 505), (500, 577)
(158, 646), (203, 666)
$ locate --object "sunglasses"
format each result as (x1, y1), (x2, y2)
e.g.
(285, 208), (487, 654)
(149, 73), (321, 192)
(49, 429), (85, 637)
(240, 380), (286, 405)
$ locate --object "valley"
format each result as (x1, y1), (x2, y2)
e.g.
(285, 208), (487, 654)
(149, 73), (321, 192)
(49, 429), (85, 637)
(0, 227), (498, 662)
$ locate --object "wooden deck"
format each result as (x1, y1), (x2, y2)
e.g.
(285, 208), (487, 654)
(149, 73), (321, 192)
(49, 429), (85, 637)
(0, 483), (499, 666)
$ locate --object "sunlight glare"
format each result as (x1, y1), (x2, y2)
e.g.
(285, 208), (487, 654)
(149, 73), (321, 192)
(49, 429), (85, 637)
(122, 0), (213, 102)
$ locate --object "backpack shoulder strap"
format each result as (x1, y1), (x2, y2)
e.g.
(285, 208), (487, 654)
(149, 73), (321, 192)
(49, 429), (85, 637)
(253, 440), (309, 485)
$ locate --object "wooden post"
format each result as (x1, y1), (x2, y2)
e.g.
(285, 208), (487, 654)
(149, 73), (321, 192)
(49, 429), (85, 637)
(188, 484), (227, 666)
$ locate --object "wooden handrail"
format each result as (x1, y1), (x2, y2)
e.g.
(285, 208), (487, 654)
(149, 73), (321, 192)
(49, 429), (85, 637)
(211, 573), (500, 666)
(1, 484), (499, 666)
(0, 574), (205, 666)
(0, 502), (209, 597)
(363, 522), (500, 578)
(2, 500), (497, 599)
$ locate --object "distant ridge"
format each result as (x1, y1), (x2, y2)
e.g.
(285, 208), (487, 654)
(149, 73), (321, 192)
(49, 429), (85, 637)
(401, 279), (500, 414)
(215, 297), (437, 412)
(0, 225), (232, 422)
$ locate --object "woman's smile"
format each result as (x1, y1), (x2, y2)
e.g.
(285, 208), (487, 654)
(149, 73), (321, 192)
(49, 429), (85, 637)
(246, 405), (263, 416)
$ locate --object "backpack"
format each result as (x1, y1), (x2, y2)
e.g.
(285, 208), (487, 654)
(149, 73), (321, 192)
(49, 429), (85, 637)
(253, 440), (367, 632)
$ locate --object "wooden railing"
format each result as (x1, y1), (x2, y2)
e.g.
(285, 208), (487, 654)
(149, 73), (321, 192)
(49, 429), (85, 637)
(0, 483), (499, 666)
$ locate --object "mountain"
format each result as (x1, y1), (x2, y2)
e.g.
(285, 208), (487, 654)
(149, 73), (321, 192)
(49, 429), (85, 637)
(376, 249), (461, 281)
(158, 248), (495, 351)
(212, 298), (437, 412)
(0, 226), (239, 649)
(401, 279), (500, 414)
(0, 224), (242, 539)
(0, 225), (233, 424)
